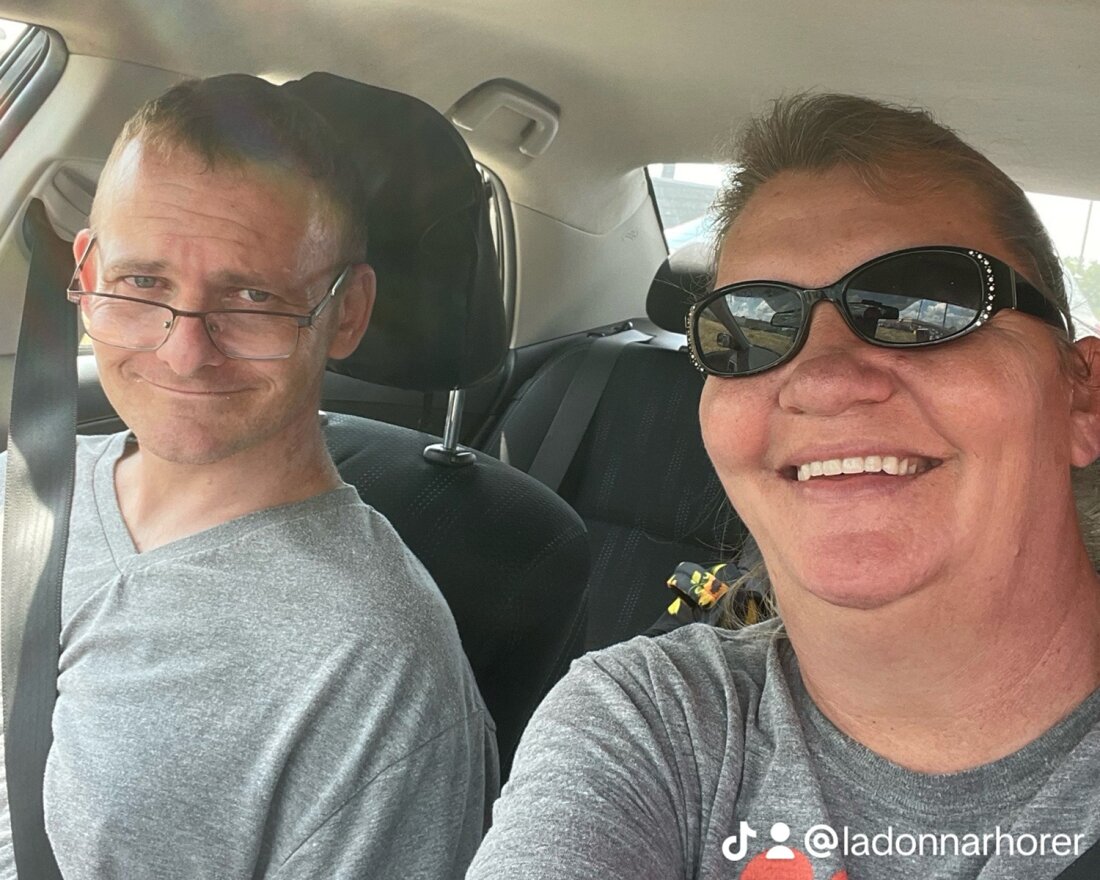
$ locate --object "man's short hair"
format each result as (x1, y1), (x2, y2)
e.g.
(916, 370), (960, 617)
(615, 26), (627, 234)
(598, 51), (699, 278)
(92, 74), (367, 262)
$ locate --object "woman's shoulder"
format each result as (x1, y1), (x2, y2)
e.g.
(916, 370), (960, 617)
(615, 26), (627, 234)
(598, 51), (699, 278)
(585, 617), (786, 676)
(559, 618), (790, 726)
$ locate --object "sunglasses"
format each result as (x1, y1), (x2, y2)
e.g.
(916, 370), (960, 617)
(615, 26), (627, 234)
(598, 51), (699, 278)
(686, 246), (1068, 378)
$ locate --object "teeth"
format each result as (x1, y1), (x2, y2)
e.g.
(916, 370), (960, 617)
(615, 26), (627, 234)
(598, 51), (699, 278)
(793, 454), (934, 481)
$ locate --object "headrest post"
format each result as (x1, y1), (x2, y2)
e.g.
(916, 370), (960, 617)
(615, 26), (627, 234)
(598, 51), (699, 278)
(442, 388), (464, 450)
(423, 388), (476, 467)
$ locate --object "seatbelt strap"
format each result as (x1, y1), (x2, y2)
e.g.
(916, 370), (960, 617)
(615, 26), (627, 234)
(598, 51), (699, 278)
(1051, 837), (1100, 880)
(526, 326), (650, 493)
(2, 198), (75, 880)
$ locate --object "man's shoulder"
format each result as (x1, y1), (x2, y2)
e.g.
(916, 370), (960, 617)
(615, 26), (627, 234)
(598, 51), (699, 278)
(250, 486), (447, 609)
(226, 487), (471, 671)
(295, 494), (492, 735)
(75, 431), (124, 453)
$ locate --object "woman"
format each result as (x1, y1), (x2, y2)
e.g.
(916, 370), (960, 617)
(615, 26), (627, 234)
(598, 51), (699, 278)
(467, 94), (1100, 880)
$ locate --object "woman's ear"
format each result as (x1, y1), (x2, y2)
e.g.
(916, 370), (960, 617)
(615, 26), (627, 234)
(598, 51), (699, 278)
(1069, 335), (1100, 467)
(326, 263), (376, 361)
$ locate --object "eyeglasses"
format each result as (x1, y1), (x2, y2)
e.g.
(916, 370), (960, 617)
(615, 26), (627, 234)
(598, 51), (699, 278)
(66, 236), (350, 360)
(686, 245), (1069, 378)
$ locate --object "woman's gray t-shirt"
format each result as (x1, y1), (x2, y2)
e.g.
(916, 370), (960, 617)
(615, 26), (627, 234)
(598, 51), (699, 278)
(468, 618), (1100, 880)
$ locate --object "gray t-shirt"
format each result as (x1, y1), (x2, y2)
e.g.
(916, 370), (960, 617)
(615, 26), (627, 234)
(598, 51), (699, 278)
(468, 619), (1100, 880)
(0, 432), (498, 879)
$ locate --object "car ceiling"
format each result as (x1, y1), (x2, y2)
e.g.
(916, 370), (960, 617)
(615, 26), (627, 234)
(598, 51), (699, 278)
(3, 0), (1099, 229)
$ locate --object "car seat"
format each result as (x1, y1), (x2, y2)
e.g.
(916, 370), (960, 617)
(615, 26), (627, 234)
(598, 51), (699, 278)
(276, 73), (591, 777)
(483, 243), (746, 649)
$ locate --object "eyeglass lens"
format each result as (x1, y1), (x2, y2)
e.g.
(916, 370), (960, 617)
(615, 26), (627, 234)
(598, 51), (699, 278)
(78, 297), (302, 359)
(694, 250), (986, 375)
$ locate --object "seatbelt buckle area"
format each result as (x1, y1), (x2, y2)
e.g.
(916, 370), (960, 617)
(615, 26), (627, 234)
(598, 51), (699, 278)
(666, 561), (733, 611)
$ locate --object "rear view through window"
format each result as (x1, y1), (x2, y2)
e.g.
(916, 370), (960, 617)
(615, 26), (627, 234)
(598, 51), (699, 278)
(649, 162), (1100, 336)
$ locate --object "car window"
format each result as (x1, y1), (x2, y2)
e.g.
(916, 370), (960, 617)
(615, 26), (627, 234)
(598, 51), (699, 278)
(0, 17), (27, 55)
(650, 161), (1100, 337)
(648, 163), (723, 251)
(0, 17), (64, 158)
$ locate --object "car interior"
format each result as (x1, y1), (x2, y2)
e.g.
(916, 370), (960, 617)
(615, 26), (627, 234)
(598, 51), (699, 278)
(1, 0), (1099, 798)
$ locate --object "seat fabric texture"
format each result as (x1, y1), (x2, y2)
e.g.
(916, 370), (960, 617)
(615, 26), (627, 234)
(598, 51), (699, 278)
(281, 71), (506, 391)
(486, 335), (744, 650)
(325, 413), (588, 777)
(483, 245), (748, 649)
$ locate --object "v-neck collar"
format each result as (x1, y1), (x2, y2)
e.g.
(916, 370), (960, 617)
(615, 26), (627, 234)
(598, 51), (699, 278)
(89, 432), (359, 571)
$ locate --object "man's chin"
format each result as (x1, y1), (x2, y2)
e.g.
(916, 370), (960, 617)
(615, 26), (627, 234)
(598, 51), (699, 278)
(128, 423), (260, 467)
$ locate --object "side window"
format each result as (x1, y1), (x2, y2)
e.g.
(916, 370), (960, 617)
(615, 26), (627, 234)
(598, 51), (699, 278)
(647, 163), (724, 252)
(0, 19), (66, 157)
(1029, 192), (1100, 337)
(0, 18), (28, 54)
(648, 161), (1100, 338)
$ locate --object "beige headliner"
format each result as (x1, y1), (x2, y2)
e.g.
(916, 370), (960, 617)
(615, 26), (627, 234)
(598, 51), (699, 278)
(3, 0), (1099, 228)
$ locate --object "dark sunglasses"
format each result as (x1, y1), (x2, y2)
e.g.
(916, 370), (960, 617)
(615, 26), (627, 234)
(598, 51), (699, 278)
(686, 245), (1069, 378)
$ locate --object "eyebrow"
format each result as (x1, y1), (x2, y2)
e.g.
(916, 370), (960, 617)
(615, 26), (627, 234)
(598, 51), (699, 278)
(102, 261), (282, 294)
(103, 258), (170, 276)
(207, 270), (279, 292)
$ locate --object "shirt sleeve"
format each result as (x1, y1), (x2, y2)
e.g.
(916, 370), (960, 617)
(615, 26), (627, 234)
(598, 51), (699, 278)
(466, 651), (691, 880)
(272, 711), (498, 880)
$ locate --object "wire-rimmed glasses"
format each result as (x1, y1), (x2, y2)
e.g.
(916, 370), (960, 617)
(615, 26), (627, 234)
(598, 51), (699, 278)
(66, 236), (350, 360)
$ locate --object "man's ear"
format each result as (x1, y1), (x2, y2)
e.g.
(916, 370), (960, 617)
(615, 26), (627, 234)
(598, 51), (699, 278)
(72, 228), (95, 290)
(1069, 335), (1100, 467)
(326, 263), (376, 360)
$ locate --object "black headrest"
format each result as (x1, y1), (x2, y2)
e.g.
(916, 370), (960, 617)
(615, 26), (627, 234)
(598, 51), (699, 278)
(281, 73), (506, 392)
(645, 240), (713, 333)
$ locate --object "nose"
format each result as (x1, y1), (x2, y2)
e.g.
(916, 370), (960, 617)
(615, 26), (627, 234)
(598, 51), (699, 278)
(155, 314), (228, 376)
(776, 302), (897, 415)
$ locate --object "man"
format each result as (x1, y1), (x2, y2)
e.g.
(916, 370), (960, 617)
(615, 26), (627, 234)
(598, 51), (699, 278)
(0, 74), (497, 879)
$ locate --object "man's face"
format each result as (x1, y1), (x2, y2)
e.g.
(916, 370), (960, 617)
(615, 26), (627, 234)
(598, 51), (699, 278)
(699, 167), (1097, 613)
(74, 141), (373, 466)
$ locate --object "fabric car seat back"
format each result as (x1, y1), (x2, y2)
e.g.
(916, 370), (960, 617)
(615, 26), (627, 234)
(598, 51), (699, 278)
(281, 72), (506, 391)
(281, 72), (589, 776)
(485, 245), (746, 650)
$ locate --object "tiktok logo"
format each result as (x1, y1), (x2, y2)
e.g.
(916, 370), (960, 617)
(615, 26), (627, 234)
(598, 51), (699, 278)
(722, 822), (758, 860)
(721, 821), (850, 880)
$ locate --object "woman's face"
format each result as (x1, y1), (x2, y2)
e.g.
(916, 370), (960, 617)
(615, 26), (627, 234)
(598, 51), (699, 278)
(699, 167), (1100, 611)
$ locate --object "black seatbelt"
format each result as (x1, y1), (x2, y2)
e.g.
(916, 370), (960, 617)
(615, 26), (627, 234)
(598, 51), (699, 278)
(1, 198), (75, 880)
(526, 325), (650, 493)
